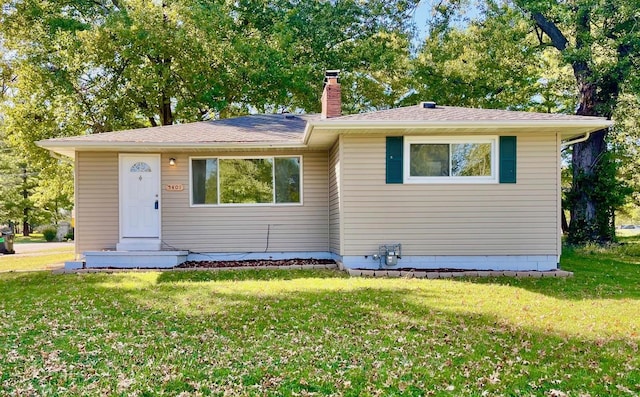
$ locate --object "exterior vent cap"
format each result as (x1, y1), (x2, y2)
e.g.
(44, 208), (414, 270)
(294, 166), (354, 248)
(421, 101), (437, 109)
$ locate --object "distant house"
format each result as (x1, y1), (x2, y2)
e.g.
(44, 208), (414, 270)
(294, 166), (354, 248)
(37, 71), (611, 270)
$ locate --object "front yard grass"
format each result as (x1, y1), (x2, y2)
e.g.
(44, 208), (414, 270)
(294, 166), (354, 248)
(0, 247), (74, 272)
(13, 233), (46, 243)
(0, 240), (638, 396)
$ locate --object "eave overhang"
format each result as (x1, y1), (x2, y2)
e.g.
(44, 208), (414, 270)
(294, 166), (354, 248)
(35, 141), (309, 158)
(302, 119), (614, 149)
(37, 117), (613, 158)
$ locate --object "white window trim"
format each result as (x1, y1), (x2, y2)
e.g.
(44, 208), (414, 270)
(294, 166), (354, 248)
(404, 136), (498, 184)
(189, 155), (304, 207)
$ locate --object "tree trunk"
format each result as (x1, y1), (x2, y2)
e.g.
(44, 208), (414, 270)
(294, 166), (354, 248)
(561, 209), (569, 234)
(21, 166), (29, 237)
(567, 129), (612, 243)
(160, 90), (173, 125)
(566, 62), (614, 243)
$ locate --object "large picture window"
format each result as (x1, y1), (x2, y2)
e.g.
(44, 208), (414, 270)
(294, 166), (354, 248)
(404, 137), (497, 183)
(191, 156), (302, 205)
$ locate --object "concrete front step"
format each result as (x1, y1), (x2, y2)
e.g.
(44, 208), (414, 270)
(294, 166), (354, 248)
(77, 250), (189, 269)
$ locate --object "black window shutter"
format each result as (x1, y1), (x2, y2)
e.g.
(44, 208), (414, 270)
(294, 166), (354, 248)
(499, 136), (517, 183)
(386, 137), (403, 184)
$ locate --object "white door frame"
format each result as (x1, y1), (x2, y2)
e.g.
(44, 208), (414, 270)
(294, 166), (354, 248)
(118, 153), (161, 250)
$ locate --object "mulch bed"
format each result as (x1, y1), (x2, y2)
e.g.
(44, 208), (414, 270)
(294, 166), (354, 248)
(176, 258), (336, 269)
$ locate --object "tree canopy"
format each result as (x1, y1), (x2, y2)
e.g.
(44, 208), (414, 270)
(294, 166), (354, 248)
(417, 0), (639, 243)
(0, 0), (418, 230)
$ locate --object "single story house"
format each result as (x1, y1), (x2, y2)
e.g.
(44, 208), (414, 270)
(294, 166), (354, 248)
(37, 72), (612, 270)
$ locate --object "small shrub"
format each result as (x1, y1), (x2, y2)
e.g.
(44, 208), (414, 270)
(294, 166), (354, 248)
(42, 228), (57, 242)
(64, 228), (74, 241)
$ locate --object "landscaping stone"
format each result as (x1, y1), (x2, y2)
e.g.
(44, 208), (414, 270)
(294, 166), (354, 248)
(301, 264), (317, 269)
(413, 271), (427, 279)
(426, 272), (440, 279)
(64, 261), (84, 271)
(325, 264), (338, 269)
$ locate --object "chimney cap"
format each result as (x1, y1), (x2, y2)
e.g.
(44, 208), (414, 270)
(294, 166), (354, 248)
(324, 69), (340, 85)
(421, 101), (437, 109)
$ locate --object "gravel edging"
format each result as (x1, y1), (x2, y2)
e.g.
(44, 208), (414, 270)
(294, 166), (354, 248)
(346, 269), (573, 278)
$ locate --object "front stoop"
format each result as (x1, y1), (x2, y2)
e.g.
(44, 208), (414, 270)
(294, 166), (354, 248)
(83, 250), (189, 268)
(347, 269), (573, 278)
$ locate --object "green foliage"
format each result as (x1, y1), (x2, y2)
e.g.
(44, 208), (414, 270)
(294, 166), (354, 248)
(274, 157), (300, 203)
(41, 228), (57, 242)
(566, 150), (634, 244)
(412, 3), (575, 111)
(219, 159), (273, 204)
(64, 229), (74, 241)
(419, 0), (640, 244)
(1, 0), (418, 230)
(0, 133), (73, 230)
(0, 0), (418, 132)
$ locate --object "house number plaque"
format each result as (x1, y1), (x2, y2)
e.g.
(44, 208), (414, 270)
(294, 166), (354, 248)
(165, 184), (184, 191)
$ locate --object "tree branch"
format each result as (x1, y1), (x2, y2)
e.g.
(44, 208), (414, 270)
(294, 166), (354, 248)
(531, 12), (568, 51)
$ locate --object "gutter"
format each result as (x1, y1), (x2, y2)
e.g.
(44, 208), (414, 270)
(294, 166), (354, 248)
(36, 140), (309, 156)
(48, 150), (75, 163)
(302, 119), (613, 145)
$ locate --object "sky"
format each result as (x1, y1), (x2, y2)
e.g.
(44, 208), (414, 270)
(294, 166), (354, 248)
(411, 0), (482, 45)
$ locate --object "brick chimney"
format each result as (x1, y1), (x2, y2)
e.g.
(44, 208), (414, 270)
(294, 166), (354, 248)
(321, 70), (341, 118)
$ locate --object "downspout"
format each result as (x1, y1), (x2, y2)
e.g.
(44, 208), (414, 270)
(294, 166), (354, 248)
(558, 130), (591, 264)
(561, 131), (591, 147)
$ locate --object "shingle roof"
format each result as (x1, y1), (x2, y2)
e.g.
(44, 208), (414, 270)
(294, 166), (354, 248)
(327, 104), (605, 122)
(37, 104), (611, 156)
(50, 114), (318, 144)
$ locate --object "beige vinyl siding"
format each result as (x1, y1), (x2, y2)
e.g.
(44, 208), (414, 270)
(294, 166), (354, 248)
(75, 152), (119, 252)
(161, 151), (328, 252)
(328, 139), (342, 254)
(340, 133), (560, 256)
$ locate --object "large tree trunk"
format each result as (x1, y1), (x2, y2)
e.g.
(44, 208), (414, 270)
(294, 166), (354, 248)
(566, 79), (612, 243)
(530, 7), (620, 245)
(567, 129), (611, 243)
(566, 61), (614, 243)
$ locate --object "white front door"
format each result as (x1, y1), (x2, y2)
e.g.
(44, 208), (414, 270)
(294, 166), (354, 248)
(120, 154), (160, 238)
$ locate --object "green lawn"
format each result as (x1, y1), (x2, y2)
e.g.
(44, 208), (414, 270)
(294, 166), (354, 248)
(0, 240), (638, 396)
(0, 247), (74, 272)
(13, 233), (47, 243)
